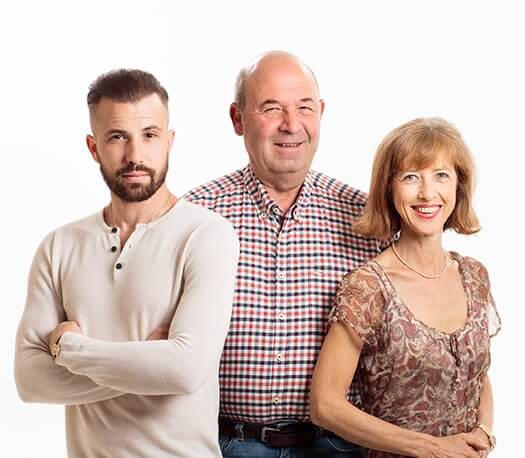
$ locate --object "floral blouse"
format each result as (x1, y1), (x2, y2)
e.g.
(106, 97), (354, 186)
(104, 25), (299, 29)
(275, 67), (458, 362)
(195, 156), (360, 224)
(330, 252), (501, 458)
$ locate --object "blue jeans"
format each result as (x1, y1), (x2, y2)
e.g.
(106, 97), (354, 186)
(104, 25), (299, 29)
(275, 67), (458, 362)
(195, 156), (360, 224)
(219, 434), (364, 457)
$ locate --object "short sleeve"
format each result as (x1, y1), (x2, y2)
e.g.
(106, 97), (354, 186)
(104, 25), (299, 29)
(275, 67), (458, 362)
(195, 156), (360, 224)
(464, 256), (501, 337)
(329, 266), (387, 348)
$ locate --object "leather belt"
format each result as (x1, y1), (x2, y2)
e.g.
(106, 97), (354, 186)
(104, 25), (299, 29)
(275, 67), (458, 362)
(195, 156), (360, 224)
(219, 417), (328, 448)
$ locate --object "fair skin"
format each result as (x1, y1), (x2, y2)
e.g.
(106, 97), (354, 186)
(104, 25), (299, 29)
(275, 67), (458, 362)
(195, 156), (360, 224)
(86, 93), (176, 247)
(311, 155), (493, 457)
(230, 52), (325, 214)
(48, 93), (175, 349)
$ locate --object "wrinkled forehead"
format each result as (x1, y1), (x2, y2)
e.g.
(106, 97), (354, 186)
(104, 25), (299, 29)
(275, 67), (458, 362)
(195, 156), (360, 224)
(244, 59), (320, 104)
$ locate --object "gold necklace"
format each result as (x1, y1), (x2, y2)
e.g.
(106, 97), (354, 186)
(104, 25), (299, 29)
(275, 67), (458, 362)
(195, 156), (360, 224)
(391, 242), (449, 279)
(109, 192), (172, 228)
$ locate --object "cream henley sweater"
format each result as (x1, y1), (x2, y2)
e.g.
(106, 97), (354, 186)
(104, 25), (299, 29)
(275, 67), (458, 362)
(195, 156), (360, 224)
(15, 200), (239, 457)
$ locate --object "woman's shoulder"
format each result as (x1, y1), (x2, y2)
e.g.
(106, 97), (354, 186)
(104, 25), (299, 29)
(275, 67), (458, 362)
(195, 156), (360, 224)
(340, 261), (385, 293)
(451, 252), (490, 282)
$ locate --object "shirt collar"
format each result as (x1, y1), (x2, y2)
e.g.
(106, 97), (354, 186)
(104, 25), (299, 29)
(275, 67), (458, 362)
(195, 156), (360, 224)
(242, 164), (313, 222)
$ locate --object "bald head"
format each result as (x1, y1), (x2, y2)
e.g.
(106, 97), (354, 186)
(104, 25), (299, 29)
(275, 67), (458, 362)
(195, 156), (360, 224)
(234, 51), (320, 110)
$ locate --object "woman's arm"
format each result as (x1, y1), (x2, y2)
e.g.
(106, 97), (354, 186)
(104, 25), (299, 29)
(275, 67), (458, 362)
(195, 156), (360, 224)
(464, 375), (494, 456)
(310, 321), (487, 458)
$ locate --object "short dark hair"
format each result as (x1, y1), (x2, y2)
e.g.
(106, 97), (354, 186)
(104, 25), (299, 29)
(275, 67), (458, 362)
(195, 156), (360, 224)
(87, 69), (169, 112)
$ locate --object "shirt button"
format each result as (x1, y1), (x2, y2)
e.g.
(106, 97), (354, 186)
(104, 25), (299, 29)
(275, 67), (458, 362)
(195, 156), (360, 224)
(450, 400), (457, 407)
(272, 396), (280, 405)
(111, 246), (117, 252)
(111, 227), (118, 233)
(260, 211), (267, 219)
(277, 271), (285, 280)
(276, 353), (282, 363)
(272, 207), (280, 215)
(115, 263), (123, 270)
(278, 312), (285, 320)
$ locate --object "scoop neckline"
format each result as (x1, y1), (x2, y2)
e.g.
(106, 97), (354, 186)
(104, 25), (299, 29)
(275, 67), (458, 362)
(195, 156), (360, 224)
(368, 251), (472, 338)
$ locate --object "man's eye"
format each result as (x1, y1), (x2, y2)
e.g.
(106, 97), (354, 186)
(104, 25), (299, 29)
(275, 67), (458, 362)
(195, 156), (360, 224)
(299, 106), (314, 112)
(145, 132), (157, 138)
(263, 107), (281, 113)
(109, 134), (124, 141)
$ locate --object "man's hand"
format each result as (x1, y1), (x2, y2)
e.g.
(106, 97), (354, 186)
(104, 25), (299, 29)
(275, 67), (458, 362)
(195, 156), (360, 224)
(48, 321), (81, 354)
(146, 327), (170, 340)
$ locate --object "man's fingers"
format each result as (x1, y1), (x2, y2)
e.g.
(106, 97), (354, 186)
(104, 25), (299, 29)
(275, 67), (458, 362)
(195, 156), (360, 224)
(146, 327), (170, 340)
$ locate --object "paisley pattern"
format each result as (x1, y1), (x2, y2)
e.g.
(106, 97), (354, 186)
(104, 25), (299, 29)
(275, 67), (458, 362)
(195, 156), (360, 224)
(330, 252), (500, 458)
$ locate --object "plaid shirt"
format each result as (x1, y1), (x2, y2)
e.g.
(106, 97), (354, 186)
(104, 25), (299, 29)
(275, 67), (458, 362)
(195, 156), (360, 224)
(184, 165), (381, 423)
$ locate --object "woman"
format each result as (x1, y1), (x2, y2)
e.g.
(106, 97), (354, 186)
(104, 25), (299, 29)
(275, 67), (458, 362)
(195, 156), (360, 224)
(310, 118), (500, 458)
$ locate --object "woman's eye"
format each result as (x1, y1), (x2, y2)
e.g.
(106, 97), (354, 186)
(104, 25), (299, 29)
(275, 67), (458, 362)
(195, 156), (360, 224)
(402, 174), (419, 183)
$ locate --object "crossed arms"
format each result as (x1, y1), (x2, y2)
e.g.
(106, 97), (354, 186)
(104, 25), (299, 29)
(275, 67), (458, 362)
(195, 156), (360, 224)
(15, 221), (239, 405)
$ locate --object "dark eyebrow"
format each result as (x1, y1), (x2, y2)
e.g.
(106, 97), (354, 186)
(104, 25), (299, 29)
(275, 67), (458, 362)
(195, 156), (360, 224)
(105, 129), (127, 137)
(298, 98), (315, 104)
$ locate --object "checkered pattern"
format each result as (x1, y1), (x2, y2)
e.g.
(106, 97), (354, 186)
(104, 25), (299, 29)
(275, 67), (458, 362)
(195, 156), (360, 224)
(184, 165), (381, 423)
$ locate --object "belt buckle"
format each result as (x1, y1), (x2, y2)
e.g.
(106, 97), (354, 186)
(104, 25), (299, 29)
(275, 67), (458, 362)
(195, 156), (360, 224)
(260, 425), (281, 443)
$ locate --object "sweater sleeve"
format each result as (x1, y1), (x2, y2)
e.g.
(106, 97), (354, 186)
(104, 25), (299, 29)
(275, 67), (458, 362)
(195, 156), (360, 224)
(14, 233), (124, 405)
(55, 218), (239, 395)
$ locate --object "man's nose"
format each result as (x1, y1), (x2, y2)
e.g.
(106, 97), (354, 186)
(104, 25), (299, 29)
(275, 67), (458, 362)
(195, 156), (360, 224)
(279, 109), (301, 134)
(124, 138), (143, 164)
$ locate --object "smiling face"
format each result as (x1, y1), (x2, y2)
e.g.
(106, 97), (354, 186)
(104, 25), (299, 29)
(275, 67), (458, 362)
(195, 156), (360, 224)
(230, 54), (324, 188)
(391, 153), (458, 239)
(86, 93), (174, 202)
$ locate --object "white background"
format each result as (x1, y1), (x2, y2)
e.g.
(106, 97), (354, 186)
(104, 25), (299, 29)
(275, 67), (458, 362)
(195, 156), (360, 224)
(1, 1), (522, 456)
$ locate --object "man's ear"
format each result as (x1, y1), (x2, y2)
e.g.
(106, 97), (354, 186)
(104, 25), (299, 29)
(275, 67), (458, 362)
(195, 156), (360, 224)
(167, 129), (175, 154)
(86, 135), (99, 163)
(230, 103), (244, 136)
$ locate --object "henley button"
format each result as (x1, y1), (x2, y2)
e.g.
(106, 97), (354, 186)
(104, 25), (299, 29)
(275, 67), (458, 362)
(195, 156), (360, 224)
(111, 246), (117, 252)
(115, 263), (123, 270)
(111, 227), (118, 233)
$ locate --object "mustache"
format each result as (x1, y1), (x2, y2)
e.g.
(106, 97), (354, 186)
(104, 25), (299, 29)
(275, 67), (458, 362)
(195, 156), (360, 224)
(116, 163), (155, 177)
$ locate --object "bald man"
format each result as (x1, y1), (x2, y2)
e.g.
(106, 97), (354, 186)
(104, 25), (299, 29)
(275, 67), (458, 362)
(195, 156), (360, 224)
(185, 52), (381, 457)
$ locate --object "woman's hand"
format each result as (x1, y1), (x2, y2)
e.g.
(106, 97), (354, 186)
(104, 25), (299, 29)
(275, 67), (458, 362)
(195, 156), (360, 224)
(464, 428), (492, 457)
(423, 432), (489, 458)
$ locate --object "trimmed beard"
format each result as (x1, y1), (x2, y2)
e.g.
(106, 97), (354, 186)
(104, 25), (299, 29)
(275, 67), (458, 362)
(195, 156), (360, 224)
(100, 160), (169, 202)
